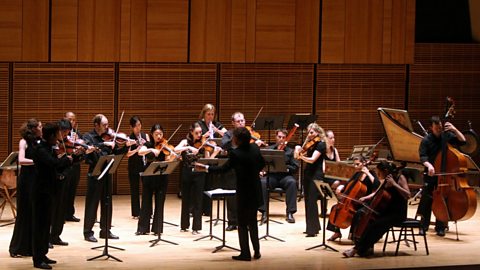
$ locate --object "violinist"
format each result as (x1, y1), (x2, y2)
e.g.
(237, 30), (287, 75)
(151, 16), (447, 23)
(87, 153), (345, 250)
(82, 114), (133, 243)
(197, 104), (227, 216)
(64, 112), (82, 223)
(135, 124), (171, 235)
(126, 116), (149, 219)
(31, 122), (72, 269)
(259, 129), (299, 224)
(326, 155), (379, 242)
(417, 116), (466, 236)
(294, 123), (326, 237)
(9, 119), (42, 258)
(342, 161), (410, 258)
(175, 123), (220, 234)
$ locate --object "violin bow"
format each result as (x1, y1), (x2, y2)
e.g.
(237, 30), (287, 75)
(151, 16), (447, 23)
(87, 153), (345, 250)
(157, 124), (182, 154)
(112, 110), (125, 147)
(251, 106), (263, 129)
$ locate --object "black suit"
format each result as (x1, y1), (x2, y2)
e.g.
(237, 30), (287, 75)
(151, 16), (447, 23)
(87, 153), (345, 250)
(209, 143), (265, 257)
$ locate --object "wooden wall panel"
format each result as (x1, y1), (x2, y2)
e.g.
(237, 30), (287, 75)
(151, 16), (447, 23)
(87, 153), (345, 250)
(219, 64), (313, 144)
(0, 64), (9, 161)
(51, 0), (78, 61)
(146, 0), (189, 62)
(321, 0), (415, 64)
(317, 64), (406, 158)
(22, 0), (49, 61)
(117, 63), (217, 194)
(12, 63), (115, 194)
(294, 0), (320, 63)
(0, 0), (48, 61)
(409, 44), (480, 143)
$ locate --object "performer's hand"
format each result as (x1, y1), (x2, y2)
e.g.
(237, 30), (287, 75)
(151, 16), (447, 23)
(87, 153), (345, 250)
(86, 145), (96, 154)
(385, 174), (395, 188)
(427, 164), (435, 177)
(103, 141), (115, 148)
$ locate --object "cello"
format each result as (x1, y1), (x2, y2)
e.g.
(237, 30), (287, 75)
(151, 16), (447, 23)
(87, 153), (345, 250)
(431, 97), (477, 222)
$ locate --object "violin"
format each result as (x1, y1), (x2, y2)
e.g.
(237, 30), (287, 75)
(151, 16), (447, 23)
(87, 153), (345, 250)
(246, 126), (265, 145)
(193, 137), (219, 154)
(102, 128), (136, 146)
(295, 136), (321, 159)
(155, 139), (179, 161)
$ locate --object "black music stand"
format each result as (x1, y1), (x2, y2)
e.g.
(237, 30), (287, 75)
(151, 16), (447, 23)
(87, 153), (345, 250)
(306, 180), (338, 252)
(203, 188), (239, 253)
(287, 114), (317, 202)
(194, 158), (227, 242)
(254, 115), (284, 145)
(259, 149), (287, 242)
(88, 154), (125, 262)
(142, 160), (180, 247)
(0, 152), (18, 227)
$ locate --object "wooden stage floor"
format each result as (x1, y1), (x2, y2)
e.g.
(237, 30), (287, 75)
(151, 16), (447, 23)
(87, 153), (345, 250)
(1, 194), (479, 269)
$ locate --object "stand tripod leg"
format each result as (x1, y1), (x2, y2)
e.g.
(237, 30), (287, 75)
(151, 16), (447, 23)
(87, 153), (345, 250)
(259, 184), (284, 242)
(306, 196), (338, 252)
(196, 197), (222, 242)
(149, 234), (178, 247)
(212, 197), (240, 253)
(87, 247), (123, 262)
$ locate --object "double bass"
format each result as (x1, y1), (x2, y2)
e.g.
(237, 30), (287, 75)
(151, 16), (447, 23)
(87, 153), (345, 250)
(432, 97), (477, 222)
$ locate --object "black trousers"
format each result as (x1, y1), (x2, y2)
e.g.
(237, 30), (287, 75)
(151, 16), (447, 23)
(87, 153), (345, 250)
(31, 190), (52, 264)
(64, 163), (81, 219)
(259, 174), (297, 214)
(83, 174), (113, 237)
(237, 205), (260, 257)
(50, 176), (68, 241)
(137, 174), (168, 234)
(417, 178), (446, 231)
(180, 167), (205, 231)
(128, 169), (141, 217)
(303, 172), (321, 235)
(355, 213), (404, 256)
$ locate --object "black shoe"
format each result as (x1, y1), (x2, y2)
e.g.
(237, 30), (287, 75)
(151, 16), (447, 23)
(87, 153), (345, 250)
(66, 216), (80, 222)
(34, 262), (52, 269)
(305, 233), (317, 237)
(254, 252), (261, 259)
(43, 256), (57, 264)
(232, 255), (251, 261)
(286, 212), (295, 223)
(226, 225), (237, 231)
(51, 238), (69, 246)
(84, 235), (98, 242)
(100, 232), (119, 239)
(48, 243), (53, 249)
(260, 212), (267, 224)
(135, 231), (148, 235)
(436, 229), (445, 237)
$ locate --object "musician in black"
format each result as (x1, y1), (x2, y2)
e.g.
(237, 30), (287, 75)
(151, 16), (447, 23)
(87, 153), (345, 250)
(64, 112), (82, 222)
(294, 123), (326, 237)
(82, 114), (131, 242)
(31, 122), (72, 269)
(259, 129), (298, 223)
(342, 161), (410, 258)
(135, 124), (170, 235)
(417, 116), (465, 236)
(127, 116), (149, 219)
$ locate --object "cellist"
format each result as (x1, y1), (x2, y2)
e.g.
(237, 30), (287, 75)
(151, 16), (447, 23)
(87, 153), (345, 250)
(326, 155), (379, 242)
(342, 161), (410, 258)
(417, 116), (465, 236)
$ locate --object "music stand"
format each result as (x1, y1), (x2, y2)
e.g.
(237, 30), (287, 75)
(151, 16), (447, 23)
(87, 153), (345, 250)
(287, 114), (317, 202)
(194, 158), (227, 242)
(254, 115), (284, 145)
(0, 152), (18, 226)
(142, 161), (180, 247)
(259, 149), (287, 242)
(88, 154), (125, 262)
(306, 180), (338, 252)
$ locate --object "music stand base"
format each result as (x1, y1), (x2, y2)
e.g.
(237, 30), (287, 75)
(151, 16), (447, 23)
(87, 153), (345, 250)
(149, 234), (178, 247)
(163, 220), (179, 227)
(92, 244), (125, 251)
(87, 247), (123, 262)
(195, 234), (222, 242)
(212, 244), (240, 253)
(258, 234), (285, 242)
(0, 220), (15, 227)
(306, 243), (338, 252)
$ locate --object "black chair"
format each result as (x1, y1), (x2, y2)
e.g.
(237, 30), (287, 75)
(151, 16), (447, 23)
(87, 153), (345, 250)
(383, 213), (429, 256)
(269, 187), (285, 202)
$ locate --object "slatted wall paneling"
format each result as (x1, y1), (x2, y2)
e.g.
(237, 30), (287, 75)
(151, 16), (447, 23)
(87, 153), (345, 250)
(219, 64), (313, 145)
(409, 44), (480, 164)
(317, 64), (406, 159)
(117, 63), (217, 194)
(12, 63), (115, 194)
(0, 64), (9, 161)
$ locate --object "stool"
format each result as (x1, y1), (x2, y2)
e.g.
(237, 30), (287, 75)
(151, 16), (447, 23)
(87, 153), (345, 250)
(383, 214), (429, 256)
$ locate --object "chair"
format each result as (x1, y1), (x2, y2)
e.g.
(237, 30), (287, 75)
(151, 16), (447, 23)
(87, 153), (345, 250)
(270, 187), (285, 202)
(382, 213), (429, 256)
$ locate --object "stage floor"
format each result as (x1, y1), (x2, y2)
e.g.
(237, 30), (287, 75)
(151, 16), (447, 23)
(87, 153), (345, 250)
(1, 193), (479, 269)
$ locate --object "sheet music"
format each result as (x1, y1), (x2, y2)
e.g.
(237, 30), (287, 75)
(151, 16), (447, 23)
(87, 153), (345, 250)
(205, 188), (236, 197)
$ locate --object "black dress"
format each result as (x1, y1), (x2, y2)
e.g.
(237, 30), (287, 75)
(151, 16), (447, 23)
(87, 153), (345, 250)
(9, 140), (37, 257)
(136, 141), (168, 234)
